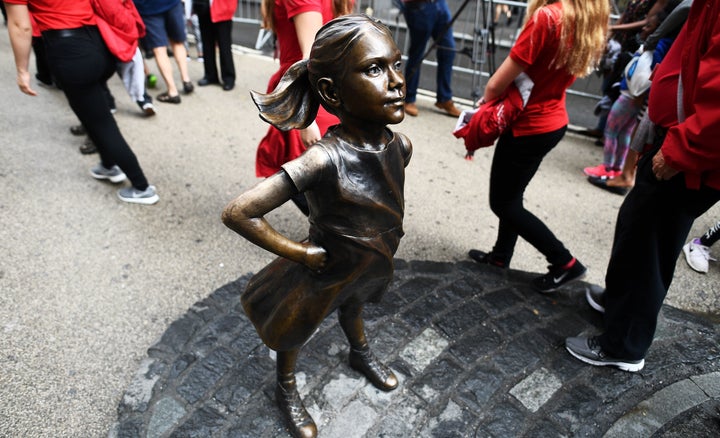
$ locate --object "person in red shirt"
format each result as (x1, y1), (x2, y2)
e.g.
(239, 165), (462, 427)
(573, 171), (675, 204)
(567, 0), (720, 372)
(468, 0), (610, 292)
(4, 0), (159, 204)
(254, 0), (353, 215)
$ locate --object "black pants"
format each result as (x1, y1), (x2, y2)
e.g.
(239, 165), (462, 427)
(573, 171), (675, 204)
(42, 26), (149, 190)
(488, 126), (573, 266)
(195, 4), (235, 85)
(599, 142), (720, 360)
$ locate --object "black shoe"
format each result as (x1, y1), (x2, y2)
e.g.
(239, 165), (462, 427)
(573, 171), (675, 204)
(79, 138), (97, 155)
(183, 81), (194, 94)
(222, 82), (235, 91)
(468, 249), (507, 268)
(349, 346), (398, 391)
(565, 336), (644, 372)
(532, 259), (587, 293)
(585, 286), (605, 313)
(70, 124), (86, 136)
(157, 92), (181, 104)
(587, 176), (629, 196)
(198, 77), (219, 86)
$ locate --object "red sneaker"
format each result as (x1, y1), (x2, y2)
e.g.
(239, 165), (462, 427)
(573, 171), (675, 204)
(583, 164), (614, 178)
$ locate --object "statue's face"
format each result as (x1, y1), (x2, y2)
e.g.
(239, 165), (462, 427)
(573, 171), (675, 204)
(335, 29), (405, 126)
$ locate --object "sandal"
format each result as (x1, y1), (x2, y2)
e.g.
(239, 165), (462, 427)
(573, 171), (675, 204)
(183, 81), (194, 94)
(157, 92), (181, 104)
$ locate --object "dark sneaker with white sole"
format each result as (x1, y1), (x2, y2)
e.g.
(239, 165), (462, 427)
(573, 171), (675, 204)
(117, 185), (159, 205)
(586, 286), (605, 313)
(565, 336), (644, 372)
(532, 259), (587, 293)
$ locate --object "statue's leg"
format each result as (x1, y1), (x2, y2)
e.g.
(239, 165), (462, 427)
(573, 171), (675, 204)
(276, 350), (317, 438)
(339, 304), (398, 391)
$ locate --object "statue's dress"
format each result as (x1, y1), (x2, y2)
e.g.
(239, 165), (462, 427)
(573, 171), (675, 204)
(242, 128), (412, 351)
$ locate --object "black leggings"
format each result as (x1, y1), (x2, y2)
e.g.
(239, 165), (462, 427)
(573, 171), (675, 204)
(488, 126), (573, 267)
(43, 26), (149, 190)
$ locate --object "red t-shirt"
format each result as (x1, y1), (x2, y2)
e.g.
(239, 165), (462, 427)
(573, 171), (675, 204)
(255, 0), (339, 178)
(649, 0), (720, 191)
(4, 0), (96, 33)
(508, 2), (574, 136)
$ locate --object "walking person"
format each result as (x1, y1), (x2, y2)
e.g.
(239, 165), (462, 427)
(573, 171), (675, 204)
(254, 0), (353, 215)
(400, 0), (461, 117)
(193, 0), (237, 90)
(467, 0), (609, 292)
(134, 0), (194, 103)
(5, 0), (159, 204)
(566, 0), (720, 372)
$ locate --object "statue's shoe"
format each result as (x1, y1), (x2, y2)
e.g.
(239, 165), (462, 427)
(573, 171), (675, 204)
(275, 381), (317, 438)
(349, 347), (398, 391)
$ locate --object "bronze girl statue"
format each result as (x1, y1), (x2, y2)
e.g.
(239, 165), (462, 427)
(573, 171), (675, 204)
(222, 14), (411, 438)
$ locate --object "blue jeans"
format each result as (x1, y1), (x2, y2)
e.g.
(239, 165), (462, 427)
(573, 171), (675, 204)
(402, 0), (455, 103)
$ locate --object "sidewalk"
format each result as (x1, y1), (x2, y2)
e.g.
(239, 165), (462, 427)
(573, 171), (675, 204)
(0, 30), (718, 437)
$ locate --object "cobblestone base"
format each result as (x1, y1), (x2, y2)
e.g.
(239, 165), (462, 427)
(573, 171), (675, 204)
(112, 260), (720, 437)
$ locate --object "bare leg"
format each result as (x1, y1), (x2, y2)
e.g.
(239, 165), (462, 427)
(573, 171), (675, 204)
(276, 350), (317, 438)
(607, 149), (637, 188)
(339, 304), (398, 391)
(170, 40), (191, 84)
(152, 46), (178, 97)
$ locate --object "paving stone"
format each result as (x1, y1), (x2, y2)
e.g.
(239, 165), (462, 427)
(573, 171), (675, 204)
(454, 364), (504, 409)
(604, 378), (709, 437)
(171, 405), (226, 437)
(691, 371), (720, 398)
(146, 396), (186, 438)
(509, 367), (561, 413)
(115, 260), (720, 438)
(448, 324), (503, 365)
(435, 298), (488, 338)
(400, 328), (449, 372)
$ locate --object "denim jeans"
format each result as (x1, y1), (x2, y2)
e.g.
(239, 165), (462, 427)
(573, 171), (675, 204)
(402, 0), (455, 103)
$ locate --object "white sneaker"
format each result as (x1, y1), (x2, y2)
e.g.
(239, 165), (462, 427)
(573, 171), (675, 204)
(682, 238), (715, 273)
(117, 185), (159, 205)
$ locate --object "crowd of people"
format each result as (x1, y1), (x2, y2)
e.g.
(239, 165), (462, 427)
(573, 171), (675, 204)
(4, 0), (719, 434)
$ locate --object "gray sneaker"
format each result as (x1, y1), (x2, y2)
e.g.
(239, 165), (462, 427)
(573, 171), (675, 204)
(90, 164), (126, 183)
(117, 185), (159, 205)
(565, 336), (644, 372)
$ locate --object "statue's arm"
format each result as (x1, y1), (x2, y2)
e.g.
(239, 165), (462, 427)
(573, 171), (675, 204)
(221, 171), (326, 271)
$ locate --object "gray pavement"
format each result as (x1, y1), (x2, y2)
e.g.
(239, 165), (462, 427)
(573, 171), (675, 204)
(1, 29), (719, 437)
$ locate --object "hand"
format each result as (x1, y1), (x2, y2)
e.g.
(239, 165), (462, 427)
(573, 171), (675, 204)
(651, 150), (679, 180)
(303, 243), (327, 273)
(17, 70), (37, 96)
(300, 121), (321, 147)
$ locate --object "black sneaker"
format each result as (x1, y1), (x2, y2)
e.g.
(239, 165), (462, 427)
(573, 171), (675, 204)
(468, 249), (507, 268)
(532, 259), (587, 293)
(586, 286), (605, 313)
(565, 336), (644, 372)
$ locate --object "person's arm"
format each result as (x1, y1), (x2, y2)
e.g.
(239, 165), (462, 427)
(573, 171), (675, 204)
(6, 3), (36, 96)
(644, 0), (691, 50)
(221, 171), (327, 271)
(293, 11), (323, 146)
(654, 26), (720, 180)
(482, 56), (525, 103)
